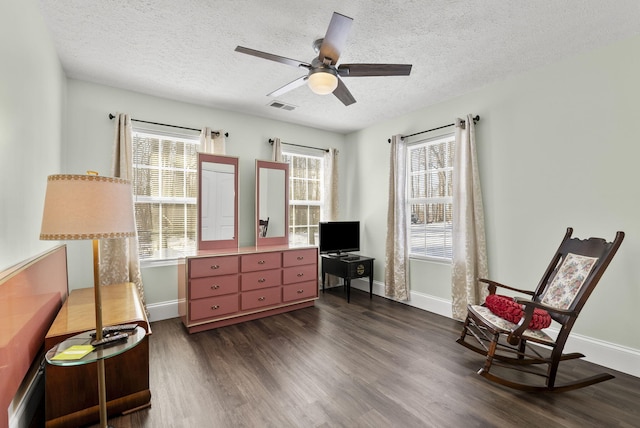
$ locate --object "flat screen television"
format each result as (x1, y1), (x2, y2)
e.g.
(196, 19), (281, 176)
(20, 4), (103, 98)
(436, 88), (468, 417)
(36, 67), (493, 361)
(319, 221), (360, 255)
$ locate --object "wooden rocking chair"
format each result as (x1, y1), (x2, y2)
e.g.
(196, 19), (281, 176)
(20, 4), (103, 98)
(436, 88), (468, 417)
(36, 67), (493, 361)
(457, 227), (624, 392)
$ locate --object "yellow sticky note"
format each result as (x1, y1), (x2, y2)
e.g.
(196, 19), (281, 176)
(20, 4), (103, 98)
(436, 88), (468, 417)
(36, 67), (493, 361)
(51, 345), (94, 361)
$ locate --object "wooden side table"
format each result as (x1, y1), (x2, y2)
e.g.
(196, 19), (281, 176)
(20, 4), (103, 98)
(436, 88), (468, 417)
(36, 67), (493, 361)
(44, 283), (151, 428)
(321, 255), (375, 303)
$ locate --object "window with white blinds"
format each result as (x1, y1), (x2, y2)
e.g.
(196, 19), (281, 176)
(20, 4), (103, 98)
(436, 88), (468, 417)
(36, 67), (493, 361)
(283, 152), (323, 247)
(408, 134), (455, 260)
(132, 130), (199, 262)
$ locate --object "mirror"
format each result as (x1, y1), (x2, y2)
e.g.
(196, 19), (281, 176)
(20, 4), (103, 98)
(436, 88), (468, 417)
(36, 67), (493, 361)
(198, 153), (239, 250)
(256, 160), (289, 246)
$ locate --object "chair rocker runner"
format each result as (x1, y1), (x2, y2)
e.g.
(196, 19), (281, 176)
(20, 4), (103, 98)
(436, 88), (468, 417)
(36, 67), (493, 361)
(457, 227), (624, 392)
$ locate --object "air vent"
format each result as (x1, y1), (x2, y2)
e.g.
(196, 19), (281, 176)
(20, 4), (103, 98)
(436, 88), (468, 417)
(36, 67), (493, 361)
(268, 101), (297, 111)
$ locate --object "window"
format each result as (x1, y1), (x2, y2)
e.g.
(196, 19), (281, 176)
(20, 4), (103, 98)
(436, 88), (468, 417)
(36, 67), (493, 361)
(132, 130), (199, 262)
(282, 152), (323, 247)
(408, 134), (455, 260)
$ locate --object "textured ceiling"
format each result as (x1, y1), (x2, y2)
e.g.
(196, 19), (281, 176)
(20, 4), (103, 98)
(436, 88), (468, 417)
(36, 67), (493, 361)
(38, 0), (640, 134)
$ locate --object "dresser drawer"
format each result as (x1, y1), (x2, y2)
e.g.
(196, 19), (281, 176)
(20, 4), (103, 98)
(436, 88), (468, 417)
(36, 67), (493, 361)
(241, 287), (282, 311)
(282, 280), (318, 302)
(190, 294), (239, 321)
(241, 252), (281, 272)
(282, 264), (317, 285)
(190, 275), (239, 299)
(190, 256), (239, 278)
(241, 269), (281, 291)
(282, 248), (317, 267)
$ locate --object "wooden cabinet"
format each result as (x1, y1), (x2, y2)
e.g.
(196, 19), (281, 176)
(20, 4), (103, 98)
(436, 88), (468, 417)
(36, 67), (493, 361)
(44, 282), (151, 428)
(178, 245), (318, 333)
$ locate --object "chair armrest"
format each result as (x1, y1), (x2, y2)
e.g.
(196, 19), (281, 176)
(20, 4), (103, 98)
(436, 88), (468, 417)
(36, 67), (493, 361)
(506, 298), (577, 345)
(514, 298), (577, 317)
(479, 278), (535, 296)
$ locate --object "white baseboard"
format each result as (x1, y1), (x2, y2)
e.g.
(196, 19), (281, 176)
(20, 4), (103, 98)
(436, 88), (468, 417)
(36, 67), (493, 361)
(557, 330), (640, 378)
(147, 280), (640, 378)
(349, 277), (640, 379)
(147, 299), (179, 322)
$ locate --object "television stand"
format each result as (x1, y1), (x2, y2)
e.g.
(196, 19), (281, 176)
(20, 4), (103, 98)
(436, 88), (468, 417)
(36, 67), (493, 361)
(330, 253), (356, 260)
(321, 254), (374, 303)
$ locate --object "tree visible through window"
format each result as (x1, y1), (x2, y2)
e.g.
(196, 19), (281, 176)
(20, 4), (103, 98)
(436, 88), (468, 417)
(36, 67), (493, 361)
(282, 152), (323, 247)
(408, 134), (455, 260)
(132, 130), (199, 261)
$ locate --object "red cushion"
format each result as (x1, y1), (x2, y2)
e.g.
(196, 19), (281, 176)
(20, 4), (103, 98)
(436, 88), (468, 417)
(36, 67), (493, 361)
(485, 294), (552, 330)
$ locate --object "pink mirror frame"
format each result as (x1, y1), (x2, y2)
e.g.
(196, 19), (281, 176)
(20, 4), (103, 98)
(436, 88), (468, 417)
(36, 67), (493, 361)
(256, 160), (289, 247)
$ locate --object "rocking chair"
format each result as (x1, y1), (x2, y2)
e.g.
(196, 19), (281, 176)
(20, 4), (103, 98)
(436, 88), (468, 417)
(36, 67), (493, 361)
(457, 227), (624, 392)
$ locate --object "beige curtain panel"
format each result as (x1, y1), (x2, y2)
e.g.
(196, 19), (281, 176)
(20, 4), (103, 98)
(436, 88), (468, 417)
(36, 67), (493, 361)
(199, 127), (226, 154)
(99, 113), (146, 307)
(271, 137), (283, 162)
(384, 134), (409, 301)
(451, 114), (488, 320)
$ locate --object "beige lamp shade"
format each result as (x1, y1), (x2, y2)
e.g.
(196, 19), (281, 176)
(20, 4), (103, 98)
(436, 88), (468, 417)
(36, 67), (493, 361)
(40, 174), (136, 240)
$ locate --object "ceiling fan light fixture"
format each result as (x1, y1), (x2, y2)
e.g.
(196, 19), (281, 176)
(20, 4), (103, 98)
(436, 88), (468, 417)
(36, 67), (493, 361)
(307, 68), (338, 95)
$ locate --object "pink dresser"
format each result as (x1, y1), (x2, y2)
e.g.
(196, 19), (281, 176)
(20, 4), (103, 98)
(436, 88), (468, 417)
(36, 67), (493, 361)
(178, 245), (318, 333)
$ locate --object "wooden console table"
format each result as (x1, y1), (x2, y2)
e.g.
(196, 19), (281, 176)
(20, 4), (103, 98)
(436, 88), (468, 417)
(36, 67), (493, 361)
(44, 282), (151, 428)
(321, 255), (375, 303)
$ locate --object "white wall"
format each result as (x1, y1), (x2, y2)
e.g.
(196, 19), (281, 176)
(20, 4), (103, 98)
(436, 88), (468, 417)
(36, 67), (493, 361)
(0, 2), (66, 427)
(0, 0), (66, 272)
(347, 35), (640, 356)
(64, 80), (346, 306)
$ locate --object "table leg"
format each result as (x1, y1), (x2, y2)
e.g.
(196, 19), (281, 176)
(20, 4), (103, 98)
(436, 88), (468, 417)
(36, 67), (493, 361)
(346, 278), (351, 303)
(369, 274), (373, 299)
(321, 270), (325, 293)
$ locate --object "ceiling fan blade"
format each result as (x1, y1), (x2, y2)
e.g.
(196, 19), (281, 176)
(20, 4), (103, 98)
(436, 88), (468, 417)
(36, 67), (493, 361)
(235, 46), (311, 69)
(319, 12), (353, 65)
(337, 63), (412, 77)
(267, 75), (308, 97)
(333, 78), (356, 106)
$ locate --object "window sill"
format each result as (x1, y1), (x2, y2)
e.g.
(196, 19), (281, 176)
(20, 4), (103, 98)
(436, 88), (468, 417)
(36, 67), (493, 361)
(140, 257), (182, 269)
(409, 254), (452, 265)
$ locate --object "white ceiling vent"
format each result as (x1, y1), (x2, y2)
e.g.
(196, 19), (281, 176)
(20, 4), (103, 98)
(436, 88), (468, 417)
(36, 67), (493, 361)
(268, 101), (296, 111)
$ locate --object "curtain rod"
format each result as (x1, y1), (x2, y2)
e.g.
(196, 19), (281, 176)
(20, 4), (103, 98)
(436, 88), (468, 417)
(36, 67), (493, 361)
(268, 139), (329, 153)
(387, 115), (480, 143)
(108, 114), (229, 137)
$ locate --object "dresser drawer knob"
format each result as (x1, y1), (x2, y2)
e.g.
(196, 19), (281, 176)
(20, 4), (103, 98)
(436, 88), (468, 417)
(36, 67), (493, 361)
(210, 285), (220, 290)
(258, 296), (266, 301)
(258, 260), (266, 265)
(297, 273), (304, 277)
(210, 265), (220, 270)
(211, 305), (220, 310)
(297, 289), (304, 294)
(258, 278), (266, 283)
(297, 256), (304, 260)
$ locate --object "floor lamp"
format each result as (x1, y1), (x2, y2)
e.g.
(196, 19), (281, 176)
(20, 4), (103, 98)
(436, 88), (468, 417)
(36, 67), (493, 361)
(40, 173), (136, 428)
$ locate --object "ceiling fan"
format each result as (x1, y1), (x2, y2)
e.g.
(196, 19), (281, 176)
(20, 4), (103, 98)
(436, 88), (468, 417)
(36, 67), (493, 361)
(235, 12), (412, 106)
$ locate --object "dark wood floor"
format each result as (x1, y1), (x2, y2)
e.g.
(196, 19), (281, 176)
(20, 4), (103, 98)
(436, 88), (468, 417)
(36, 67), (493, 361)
(99, 288), (640, 427)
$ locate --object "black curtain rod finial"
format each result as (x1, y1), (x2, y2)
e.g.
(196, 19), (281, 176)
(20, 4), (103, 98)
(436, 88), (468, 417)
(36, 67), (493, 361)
(108, 113), (229, 137)
(269, 138), (329, 152)
(388, 115), (480, 143)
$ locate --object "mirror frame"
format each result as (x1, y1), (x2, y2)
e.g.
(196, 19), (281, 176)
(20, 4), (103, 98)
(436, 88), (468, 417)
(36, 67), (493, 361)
(197, 153), (239, 251)
(256, 160), (289, 247)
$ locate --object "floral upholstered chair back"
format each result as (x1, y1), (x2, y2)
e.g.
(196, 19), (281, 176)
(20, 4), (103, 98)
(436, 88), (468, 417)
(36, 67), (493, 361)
(540, 252), (599, 312)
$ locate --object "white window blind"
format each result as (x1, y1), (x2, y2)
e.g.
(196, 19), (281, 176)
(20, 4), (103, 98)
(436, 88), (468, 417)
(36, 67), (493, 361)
(408, 134), (455, 260)
(283, 152), (323, 247)
(132, 130), (199, 261)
